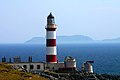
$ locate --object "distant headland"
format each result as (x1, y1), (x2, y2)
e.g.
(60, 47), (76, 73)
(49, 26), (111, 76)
(25, 35), (120, 44)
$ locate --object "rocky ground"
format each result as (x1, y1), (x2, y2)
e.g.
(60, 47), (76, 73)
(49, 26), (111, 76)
(0, 63), (47, 80)
(1, 63), (120, 80)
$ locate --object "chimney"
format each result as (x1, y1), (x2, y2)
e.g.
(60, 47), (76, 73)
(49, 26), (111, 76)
(2, 57), (6, 62)
(28, 56), (32, 62)
(9, 58), (11, 63)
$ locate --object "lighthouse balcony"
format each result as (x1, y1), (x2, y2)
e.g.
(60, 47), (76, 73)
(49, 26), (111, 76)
(46, 24), (57, 29)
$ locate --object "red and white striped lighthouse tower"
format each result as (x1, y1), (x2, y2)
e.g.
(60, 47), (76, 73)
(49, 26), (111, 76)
(45, 13), (57, 63)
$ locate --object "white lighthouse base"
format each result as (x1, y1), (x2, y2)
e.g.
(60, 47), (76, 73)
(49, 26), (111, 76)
(45, 62), (65, 71)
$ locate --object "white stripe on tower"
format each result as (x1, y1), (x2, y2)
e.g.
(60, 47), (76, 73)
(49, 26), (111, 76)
(46, 13), (57, 63)
(46, 31), (56, 39)
(46, 47), (57, 55)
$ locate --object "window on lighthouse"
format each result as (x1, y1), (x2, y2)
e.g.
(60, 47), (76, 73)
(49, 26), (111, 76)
(48, 18), (55, 24)
(51, 18), (55, 24)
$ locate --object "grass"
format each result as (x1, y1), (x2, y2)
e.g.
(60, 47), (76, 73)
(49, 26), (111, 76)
(0, 63), (48, 80)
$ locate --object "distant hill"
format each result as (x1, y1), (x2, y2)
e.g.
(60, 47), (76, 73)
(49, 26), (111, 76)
(26, 37), (45, 44)
(56, 35), (93, 44)
(25, 35), (94, 44)
(25, 35), (120, 44)
(103, 37), (120, 42)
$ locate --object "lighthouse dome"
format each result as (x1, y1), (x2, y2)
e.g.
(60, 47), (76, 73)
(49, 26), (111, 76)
(47, 13), (54, 19)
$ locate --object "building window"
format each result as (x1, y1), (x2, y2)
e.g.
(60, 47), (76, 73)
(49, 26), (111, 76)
(23, 65), (27, 69)
(52, 67), (54, 70)
(37, 65), (40, 69)
(30, 65), (34, 69)
(46, 67), (49, 69)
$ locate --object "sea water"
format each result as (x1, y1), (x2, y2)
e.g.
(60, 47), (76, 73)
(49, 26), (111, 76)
(0, 43), (120, 74)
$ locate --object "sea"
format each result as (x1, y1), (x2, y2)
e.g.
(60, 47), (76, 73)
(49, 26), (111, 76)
(0, 43), (120, 74)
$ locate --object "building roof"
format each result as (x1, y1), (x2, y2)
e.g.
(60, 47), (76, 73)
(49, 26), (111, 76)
(65, 56), (75, 61)
(7, 61), (45, 64)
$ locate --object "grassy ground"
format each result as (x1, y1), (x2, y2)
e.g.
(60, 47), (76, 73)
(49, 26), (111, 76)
(0, 63), (48, 80)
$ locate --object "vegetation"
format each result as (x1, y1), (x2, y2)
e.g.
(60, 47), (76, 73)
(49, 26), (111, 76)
(0, 63), (47, 80)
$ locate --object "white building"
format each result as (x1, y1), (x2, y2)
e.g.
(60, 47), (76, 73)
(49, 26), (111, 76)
(82, 61), (94, 73)
(9, 62), (45, 73)
(64, 56), (76, 68)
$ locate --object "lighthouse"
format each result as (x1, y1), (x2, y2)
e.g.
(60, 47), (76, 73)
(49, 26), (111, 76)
(45, 13), (57, 63)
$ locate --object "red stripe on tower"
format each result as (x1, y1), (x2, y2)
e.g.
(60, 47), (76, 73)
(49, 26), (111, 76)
(45, 13), (57, 63)
(46, 39), (56, 46)
(46, 55), (57, 62)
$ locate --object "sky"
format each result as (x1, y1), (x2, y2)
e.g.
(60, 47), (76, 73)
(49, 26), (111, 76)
(0, 0), (120, 43)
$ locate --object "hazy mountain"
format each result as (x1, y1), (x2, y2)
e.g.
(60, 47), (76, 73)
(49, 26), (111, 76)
(25, 35), (94, 44)
(25, 35), (120, 44)
(103, 37), (120, 42)
(56, 35), (93, 44)
(26, 37), (45, 44)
